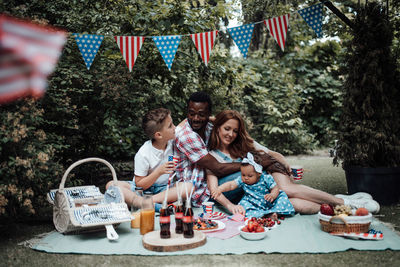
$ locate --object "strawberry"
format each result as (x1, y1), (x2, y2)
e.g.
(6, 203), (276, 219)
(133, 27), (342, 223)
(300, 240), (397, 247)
(247, 221), (255, 232)
(242, 225), (249, 232)
(256, 226), (264, 232)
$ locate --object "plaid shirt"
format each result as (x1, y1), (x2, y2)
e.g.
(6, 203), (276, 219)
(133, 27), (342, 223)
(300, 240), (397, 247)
(174, 120), (213, 207)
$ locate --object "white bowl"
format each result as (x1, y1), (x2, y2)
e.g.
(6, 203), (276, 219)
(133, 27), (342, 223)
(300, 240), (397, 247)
(238, 225), (268, 240)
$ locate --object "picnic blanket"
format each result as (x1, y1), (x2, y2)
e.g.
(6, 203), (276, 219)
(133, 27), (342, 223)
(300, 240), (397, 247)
(31, 208), (400, 255)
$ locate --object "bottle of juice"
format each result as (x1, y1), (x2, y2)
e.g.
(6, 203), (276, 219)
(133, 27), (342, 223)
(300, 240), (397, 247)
(140, 191), (155, 235)
(182, 198), (194, 238)
(159, 201), (171, 239)
(131, 187), (143, 229)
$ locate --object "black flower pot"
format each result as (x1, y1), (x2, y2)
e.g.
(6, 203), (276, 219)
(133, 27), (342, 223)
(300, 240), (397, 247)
(345, 166), (400, 205)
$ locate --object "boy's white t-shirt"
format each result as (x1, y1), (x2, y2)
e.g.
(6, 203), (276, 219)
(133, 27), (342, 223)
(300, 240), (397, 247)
(134, 139), (174, 185)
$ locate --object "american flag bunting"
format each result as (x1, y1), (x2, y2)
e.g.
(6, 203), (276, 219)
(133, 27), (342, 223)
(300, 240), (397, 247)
(0, 15), (66, 104)
(190, 30), (219, 66)
(114, 36), (145, 72)
(264, 14), (290, 52)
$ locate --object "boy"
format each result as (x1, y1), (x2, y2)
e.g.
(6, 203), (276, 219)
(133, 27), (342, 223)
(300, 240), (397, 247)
(106, 108), (192, 209)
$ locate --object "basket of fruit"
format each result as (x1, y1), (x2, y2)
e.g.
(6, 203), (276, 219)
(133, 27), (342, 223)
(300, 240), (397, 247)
(318, 204), (372, 233)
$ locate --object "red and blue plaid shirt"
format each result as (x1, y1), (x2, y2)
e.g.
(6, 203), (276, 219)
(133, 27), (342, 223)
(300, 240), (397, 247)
(174, 120), (213, 207)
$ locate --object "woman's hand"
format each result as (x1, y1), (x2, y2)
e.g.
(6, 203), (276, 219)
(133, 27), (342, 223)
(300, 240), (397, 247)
(210, 186), (222, 199)
(264, 193), (276, 203)
(227, 204), (246, 215)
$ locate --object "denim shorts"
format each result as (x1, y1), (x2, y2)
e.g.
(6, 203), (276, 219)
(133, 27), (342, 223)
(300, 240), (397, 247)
(127, 180), (167, 195)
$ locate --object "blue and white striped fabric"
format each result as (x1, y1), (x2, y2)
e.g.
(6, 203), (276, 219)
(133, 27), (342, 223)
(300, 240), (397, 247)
(227, 24), (255, 59)
(73, 34), (104, 70)
(48, 186), (103, 206)
(73, 203), (131, 226)
(298, 3), (324, 38)
(152, 35), (182, 70)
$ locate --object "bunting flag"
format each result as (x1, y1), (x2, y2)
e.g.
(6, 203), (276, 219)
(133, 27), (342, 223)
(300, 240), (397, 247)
(0, 15), (66, 104)
(73, 33), (104, 70)
(298, 3), (324, 38)
(190, 30), (219, 66)
(227, 24), (255, 59)
(114, 36), (145, 72)
(264, 14), (290, 52)
(152, 35), (181, 70)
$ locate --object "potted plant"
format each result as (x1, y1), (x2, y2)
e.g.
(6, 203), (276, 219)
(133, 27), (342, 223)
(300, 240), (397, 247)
(334, 2), (400, 205)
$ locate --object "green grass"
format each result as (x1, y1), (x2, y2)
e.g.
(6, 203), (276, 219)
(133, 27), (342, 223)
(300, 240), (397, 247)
(1, 154), (399, 267)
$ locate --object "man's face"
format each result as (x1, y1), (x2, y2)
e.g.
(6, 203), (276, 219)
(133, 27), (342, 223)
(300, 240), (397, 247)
(187, 101), (210, 131)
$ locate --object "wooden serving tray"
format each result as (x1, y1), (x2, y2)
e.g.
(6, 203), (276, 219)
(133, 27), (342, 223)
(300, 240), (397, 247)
(142, 230), (206, 252)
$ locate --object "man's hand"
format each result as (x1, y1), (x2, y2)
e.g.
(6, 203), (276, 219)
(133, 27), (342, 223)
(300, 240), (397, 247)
(210, 186), (222, 199)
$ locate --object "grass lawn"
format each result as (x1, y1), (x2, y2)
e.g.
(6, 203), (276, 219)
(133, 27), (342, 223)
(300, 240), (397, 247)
(1, 153), (399, 266)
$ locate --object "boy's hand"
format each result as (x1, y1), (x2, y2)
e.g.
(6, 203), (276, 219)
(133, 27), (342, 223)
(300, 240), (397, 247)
(227, 204), (245, 215)
(210, 186), (222, 199)
(158, 161), (175, 175)
(264, 193), (276, 203)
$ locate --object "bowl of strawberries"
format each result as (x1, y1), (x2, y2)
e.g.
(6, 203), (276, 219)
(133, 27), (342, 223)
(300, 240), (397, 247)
(239, 219), (268, 240)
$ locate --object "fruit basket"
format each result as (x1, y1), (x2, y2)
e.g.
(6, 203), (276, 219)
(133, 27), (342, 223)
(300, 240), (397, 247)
(318, 212), (372, 233)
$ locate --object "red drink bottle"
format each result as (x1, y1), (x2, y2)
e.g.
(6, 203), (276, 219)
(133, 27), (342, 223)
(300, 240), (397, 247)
(182, 199), (194, 238)
(159, 202), (171, 239)
(175, 198), (184, 234)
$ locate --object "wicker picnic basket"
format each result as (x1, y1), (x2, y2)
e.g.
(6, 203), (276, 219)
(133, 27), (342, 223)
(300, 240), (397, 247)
(47, 158), (131, 236)
(318, 212), (372, 233)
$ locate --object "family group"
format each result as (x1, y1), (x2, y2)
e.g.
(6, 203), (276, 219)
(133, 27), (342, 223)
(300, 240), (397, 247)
(107, 91), (380, 220)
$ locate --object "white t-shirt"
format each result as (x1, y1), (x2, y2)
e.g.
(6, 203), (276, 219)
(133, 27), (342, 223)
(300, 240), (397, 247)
(134, 139), (174, 185)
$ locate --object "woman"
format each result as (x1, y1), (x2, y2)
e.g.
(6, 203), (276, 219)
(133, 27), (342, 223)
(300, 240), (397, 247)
(206, 110), (380, 215)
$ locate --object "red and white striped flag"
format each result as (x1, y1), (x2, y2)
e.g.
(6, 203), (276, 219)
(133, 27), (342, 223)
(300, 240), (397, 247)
(0, 15), (66, 104)
(114, 36), (145, 72)
(190, 30), (219, 66)
(264, 14), (290, 52)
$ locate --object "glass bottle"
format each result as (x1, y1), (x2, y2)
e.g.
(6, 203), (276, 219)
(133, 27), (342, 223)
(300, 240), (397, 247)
(140, 191), (155, 235)
(175, 198), (184, 234)
(131, 187), (143, 229)
(159, 201), (171, 238)
(182, 198), (194, 238)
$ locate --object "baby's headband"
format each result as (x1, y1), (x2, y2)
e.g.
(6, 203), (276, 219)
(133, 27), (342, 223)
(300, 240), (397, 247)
(242, 152), (263, 173)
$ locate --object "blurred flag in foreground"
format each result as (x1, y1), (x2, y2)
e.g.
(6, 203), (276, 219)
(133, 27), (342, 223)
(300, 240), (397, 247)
(0, 14), (66, 105)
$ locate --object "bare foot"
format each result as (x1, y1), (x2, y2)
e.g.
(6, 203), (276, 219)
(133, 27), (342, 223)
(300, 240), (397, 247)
(266, 212), (278, 221)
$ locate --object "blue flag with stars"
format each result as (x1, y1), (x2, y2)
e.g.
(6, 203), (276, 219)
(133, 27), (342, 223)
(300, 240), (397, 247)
(227, 24), (255, 59)
(298, 3), (324, 38)
(73, 34), (104, 70)
(152, 35), (181, 70)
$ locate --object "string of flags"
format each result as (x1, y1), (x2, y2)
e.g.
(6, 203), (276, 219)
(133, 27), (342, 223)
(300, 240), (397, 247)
(72, 3), (324, 71)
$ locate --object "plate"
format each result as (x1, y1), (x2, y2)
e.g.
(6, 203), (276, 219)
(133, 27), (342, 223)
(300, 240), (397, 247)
(194, 220), (226, 233)
(330, 232), (383, 240)
(198, 212), (226, 220)
(238, 225), (268, 240)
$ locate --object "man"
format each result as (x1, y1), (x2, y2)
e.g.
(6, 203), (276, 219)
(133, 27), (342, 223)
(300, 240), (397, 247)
(174, 91), (240, 207)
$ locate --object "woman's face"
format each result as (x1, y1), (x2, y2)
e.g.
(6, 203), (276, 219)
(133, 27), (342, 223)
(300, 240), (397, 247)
(217, 118), (239, 148)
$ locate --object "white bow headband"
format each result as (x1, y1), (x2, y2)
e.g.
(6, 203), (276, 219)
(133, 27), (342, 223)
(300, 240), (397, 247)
(242, 152), (263, 173)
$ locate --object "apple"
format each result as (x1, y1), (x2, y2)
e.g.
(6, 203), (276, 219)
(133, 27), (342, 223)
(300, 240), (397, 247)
(320, 203), (335, 216)
(355, 207), (369, 216)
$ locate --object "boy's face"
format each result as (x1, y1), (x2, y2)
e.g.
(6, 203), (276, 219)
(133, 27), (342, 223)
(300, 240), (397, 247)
(240, 165), (260, 185)
(187, 101), (210, 131)
(159, 114), (175, 141)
